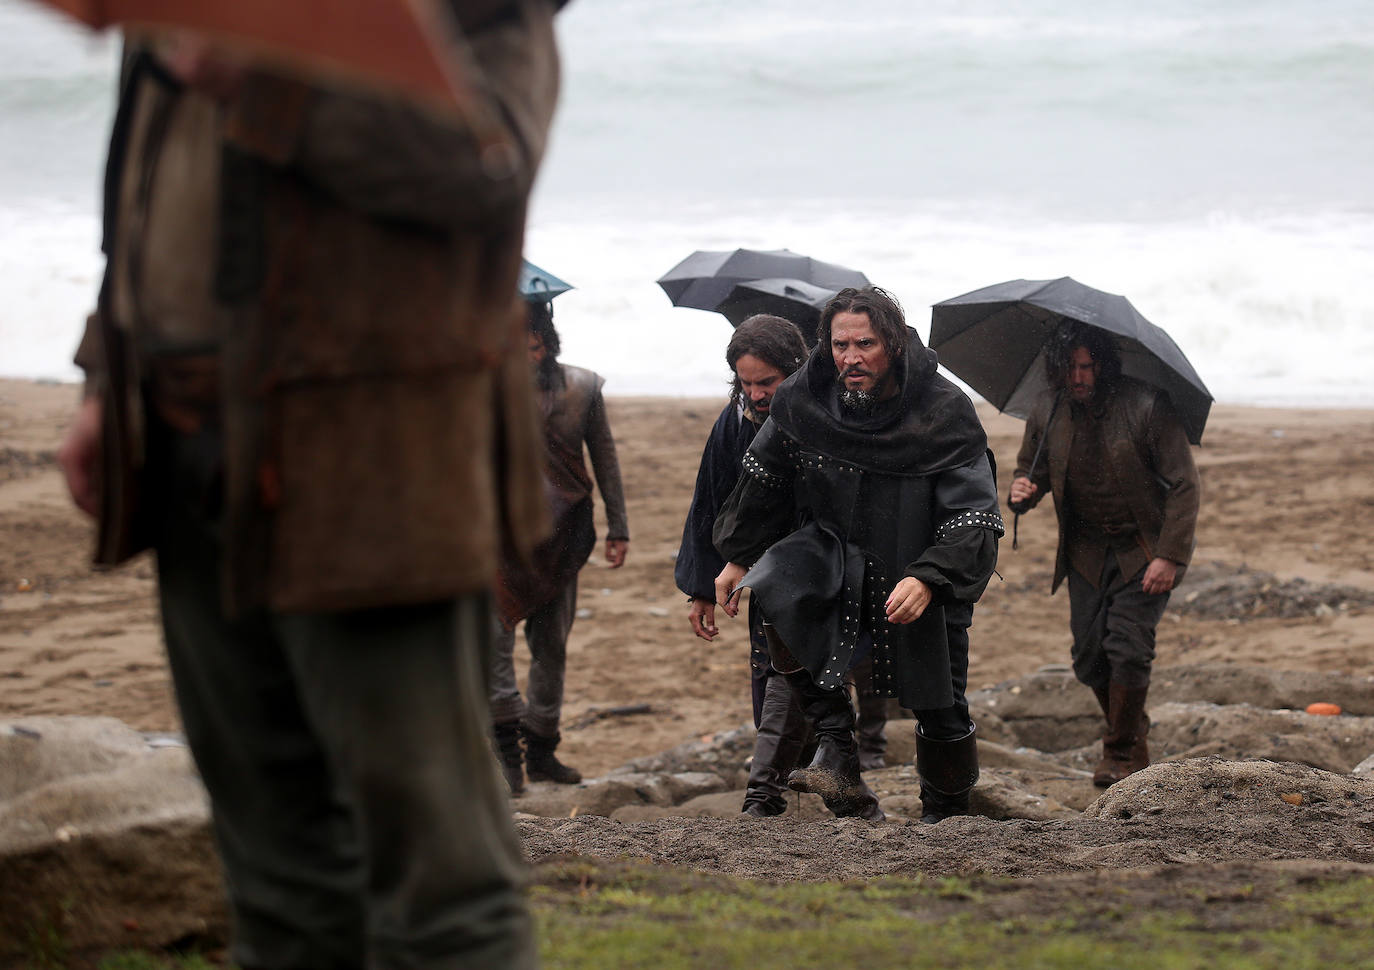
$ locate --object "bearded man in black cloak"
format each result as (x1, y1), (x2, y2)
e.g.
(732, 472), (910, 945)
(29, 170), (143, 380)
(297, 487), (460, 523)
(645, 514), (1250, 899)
(714, 286), (1004, 822)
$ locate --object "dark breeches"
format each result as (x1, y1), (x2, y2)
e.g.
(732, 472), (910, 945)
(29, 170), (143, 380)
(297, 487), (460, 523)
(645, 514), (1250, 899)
(1068, 558), (1170, 689)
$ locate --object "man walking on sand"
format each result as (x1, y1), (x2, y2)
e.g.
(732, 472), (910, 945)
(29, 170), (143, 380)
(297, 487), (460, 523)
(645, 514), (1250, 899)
(676, 313), (813, 817)
(1009, 323), (1200, 787)
(491, 299), (629, 794)
(56, 5), (562, 966)
(714, 286), (1004, 823)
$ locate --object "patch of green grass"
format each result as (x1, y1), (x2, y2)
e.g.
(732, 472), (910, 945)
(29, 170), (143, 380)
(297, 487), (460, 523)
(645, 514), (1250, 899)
(530, 861), (1374, 970)
(18, 896), (74, 970)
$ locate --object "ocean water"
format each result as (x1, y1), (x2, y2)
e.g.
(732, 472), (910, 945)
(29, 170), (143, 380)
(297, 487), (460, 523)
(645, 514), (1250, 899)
(2, 0), (1372, 411)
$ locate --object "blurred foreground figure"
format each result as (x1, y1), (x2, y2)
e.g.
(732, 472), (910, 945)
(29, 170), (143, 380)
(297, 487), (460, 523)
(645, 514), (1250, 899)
(491, 301), (629, 793)
(1009, 324), (1200, 787)
(714, 287), (1004, 823)
(56, 3), (562, 966)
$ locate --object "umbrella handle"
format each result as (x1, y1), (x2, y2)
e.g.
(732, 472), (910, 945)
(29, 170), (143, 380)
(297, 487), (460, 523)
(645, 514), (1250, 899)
(1010, 389), (1064, 554)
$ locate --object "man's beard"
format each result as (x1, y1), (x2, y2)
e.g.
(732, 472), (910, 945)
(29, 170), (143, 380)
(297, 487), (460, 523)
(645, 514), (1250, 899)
(838, 368), (890, 414)
(838, 386), (881, 414)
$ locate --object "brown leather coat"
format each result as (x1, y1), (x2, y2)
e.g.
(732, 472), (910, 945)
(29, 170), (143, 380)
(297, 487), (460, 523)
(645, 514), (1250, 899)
(1014, 377), (1200, 594)
(76, 0), (562, 614)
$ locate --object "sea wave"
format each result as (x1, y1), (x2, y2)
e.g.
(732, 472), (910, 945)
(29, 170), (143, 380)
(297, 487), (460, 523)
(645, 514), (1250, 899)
(3, 0), (1372, 408)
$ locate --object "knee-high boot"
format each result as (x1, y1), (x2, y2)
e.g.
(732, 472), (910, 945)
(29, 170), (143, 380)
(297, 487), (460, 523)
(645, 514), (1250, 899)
(856, 691), (889, 772)
(916, 726), (979, 824)
(783, 671), (883, 821)
(1093, 682), (1150, 787)
(742, 673), (809, 817)
(849, 657), (889, 771)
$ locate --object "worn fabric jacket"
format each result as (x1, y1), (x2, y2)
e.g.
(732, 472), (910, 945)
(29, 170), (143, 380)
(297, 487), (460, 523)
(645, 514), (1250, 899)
(495, 362), (628, 626)
(75, 0), (562, 614)
(1014, 376), (1201, 594)
(713, 328), (1004, 711)
(540, 363), (629, 544)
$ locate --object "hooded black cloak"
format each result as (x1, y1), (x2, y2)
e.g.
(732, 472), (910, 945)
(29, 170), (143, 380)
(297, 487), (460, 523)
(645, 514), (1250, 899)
(713, 327), (1005, 711)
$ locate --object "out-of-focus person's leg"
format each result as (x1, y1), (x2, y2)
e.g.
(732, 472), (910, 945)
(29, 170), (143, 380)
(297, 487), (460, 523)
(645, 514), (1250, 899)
(281, 596), (536, 970)
(155, 424), (367, 970)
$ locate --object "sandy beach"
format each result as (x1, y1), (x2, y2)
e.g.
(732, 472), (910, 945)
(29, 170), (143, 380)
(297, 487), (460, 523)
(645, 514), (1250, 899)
(3, 377), (1373, 778)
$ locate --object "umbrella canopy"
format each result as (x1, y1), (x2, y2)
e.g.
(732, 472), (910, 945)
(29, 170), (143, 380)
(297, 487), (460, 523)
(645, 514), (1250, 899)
(519, 259), (573, 302)
(713, 278), (837, 345)
(657, 248), (868, 313)
(930, 277), (1212, 445)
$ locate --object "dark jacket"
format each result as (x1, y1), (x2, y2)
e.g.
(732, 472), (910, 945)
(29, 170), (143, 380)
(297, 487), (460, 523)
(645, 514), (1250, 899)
(713, 328), (1004, 711)
(675, 401), (758, 602)
(1014, 376), (1201, 593)
(76, 0), (562, 614)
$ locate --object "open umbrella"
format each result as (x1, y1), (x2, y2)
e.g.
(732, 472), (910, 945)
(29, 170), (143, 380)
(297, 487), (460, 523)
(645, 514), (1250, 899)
(519, 259), (573, 302)
(712, 278), (836, 345)
(930, 277), (1212, 446)
(657, 248), (868, 313)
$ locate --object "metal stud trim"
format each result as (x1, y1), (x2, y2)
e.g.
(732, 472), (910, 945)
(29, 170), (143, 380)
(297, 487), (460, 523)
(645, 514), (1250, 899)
(935, 509), (1006, 543)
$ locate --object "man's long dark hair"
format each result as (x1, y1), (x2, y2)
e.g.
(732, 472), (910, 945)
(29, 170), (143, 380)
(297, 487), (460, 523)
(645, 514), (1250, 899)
(816, 286), (909, 361)
(726, 314), (808, 409)
(1044, 321), (1122, 389)
(527, 299), (562, 388)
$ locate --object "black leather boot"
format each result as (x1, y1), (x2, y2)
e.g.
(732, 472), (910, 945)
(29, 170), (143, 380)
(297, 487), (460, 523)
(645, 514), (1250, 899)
(848, 656), (889, 771)
(742, 673), (808, 817)
(523, 727), (582, 784)
(916, 726), (979, 824)
(492, 721), (524, 795)
(784, 672), (884, 821)
(856, 691), (889, 772)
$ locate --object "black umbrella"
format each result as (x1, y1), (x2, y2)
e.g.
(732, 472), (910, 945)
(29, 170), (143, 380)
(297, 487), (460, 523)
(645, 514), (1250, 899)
(657, 248), (868, 312)
(930, 277), (1212, 446)
(712, 277), (837, 345)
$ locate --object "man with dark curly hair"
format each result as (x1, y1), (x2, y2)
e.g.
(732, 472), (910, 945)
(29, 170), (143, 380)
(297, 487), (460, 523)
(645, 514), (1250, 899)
(1009, 323), (1200, 786)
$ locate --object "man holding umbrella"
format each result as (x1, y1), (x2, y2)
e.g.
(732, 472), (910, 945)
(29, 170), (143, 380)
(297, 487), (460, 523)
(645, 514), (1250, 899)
(1008, 323), (1200, 787)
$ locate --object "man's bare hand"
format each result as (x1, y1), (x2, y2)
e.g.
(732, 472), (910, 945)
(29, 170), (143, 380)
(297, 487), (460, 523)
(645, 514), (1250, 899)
(57, 395), (102, 518)
(1009, 475), (1039, 510)
(1141, 557), (1178, 595)
(714, 562), (747, 618)
(688, 597), (719, 641)
(605, 538), (628, 569)
(885, 576), (932, 625)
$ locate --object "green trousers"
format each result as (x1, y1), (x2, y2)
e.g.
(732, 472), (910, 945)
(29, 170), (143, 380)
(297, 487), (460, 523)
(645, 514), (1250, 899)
(153, 426), (535, 969)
